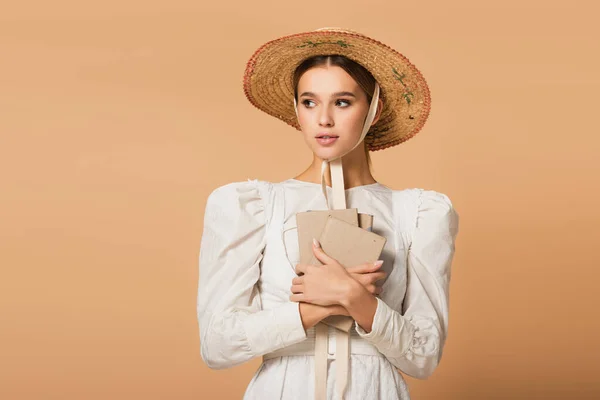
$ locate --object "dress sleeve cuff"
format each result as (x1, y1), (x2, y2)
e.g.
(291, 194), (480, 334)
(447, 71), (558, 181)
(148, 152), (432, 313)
(243, 302), (307, 355)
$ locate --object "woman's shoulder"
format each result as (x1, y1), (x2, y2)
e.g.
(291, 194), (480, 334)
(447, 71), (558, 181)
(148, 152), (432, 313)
(388, 186), (457, 230)
(204, 179), (277, 217)
(384, 184), (454, 205)
(207, 179), (273, 199)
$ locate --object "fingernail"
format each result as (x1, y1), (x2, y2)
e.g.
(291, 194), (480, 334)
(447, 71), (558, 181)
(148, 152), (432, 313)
(313, 238), (321, 248)
(374, 260), (383, 267)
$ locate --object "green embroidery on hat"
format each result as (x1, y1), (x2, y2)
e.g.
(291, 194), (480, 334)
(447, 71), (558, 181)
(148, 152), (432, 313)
(392, 68), (407, 85)
(392, 67), (414, 105)
(402, 92), (414, 104)
(297, 40), (353, 49)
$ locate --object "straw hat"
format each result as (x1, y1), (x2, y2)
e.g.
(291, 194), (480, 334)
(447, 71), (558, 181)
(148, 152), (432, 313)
(243, 27), (431, 151)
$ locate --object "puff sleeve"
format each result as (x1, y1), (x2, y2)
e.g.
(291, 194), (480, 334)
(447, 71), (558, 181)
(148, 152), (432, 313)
(355, 189), (459, 379)
(196, 181), (307, 370)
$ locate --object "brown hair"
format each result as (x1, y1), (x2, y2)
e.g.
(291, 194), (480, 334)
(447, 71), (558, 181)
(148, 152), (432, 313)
(293, 55), (378, 169)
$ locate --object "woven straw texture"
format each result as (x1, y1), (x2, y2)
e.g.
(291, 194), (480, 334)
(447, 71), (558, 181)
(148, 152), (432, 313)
(243, 28), (431, 151)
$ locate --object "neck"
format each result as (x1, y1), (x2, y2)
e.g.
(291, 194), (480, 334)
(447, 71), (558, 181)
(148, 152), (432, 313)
(294, 145), (376, 189)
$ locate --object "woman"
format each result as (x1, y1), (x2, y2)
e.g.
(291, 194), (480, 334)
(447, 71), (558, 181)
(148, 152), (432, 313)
(197, 28), (459, 400)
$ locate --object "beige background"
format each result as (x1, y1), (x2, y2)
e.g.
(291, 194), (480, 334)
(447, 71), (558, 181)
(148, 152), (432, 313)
(1, 0), (599, 399)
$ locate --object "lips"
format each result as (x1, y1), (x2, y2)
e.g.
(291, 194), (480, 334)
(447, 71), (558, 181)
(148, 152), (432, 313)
(315, 134), (339, 146)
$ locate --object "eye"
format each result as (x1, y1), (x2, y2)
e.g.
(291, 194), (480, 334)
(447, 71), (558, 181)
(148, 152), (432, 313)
(301, 99), (316, 108)
(336, 99), (351, 107)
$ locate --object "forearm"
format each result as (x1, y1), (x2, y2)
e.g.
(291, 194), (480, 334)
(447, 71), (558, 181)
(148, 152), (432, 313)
(200, 302), (307, 369)
(339, 280), (378, 333)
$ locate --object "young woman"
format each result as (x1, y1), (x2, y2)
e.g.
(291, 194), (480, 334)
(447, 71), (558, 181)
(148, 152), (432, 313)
(197, 28), (459, 400)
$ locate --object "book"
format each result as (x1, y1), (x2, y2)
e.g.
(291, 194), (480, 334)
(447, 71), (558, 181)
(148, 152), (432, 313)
(296, 209), (359, 265)
(296, 211), (386, 331)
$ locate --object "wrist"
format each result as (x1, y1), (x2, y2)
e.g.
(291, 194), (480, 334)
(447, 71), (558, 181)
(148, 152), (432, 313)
(299, 302), (335, 330)
(325, 304), (340, 317)
(339, 278), (367, 309)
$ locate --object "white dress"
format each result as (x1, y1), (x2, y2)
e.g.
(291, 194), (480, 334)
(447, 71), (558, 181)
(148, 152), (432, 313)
(197, 178), (459, 400)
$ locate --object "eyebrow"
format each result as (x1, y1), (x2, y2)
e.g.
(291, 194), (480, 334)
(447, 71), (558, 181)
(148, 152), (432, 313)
(299, 91), (357, 98)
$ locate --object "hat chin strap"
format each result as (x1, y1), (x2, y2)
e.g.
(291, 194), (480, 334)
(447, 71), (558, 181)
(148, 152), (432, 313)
(294, 83), (380, 210)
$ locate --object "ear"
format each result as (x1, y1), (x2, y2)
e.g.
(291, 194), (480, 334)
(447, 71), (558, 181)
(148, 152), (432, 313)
(371, 98), (384, 126)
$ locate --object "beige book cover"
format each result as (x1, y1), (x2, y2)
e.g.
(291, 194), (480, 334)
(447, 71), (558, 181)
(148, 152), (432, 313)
(295, 209), (359, 265)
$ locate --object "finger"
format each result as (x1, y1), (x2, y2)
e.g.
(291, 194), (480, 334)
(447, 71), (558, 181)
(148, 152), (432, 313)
(347, 260), (384, 274)
(351, 273), (369, 286)
(312, 238), (337, 265)
(295, 264), (307, 276)
(292, 276), (304, 285)
(289, 294), (305, 302)
(368, 272), (388, 283)
(352, 273), (386, 290)
(290, 284), (304, 294)
(346, 264), (364, 273)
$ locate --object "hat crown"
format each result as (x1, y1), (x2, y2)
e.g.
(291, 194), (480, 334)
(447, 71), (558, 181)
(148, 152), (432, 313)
(314, 27), (362, 35)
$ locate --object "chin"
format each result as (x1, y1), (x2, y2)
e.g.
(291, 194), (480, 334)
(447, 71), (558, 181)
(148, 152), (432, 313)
(313, 146), (346, 161)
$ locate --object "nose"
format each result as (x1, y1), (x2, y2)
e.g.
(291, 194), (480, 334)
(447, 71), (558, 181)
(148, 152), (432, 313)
(318, 106), (334, 127)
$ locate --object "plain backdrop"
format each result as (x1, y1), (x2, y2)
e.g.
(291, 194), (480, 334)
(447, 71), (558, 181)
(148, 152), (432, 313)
(1, 0), (599, 399)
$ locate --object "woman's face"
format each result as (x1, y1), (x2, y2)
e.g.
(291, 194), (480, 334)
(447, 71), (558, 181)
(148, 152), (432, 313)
(296, 65), (373, 161)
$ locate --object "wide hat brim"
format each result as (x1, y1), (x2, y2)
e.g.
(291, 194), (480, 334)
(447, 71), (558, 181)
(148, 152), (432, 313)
(243, 28), (431, 151)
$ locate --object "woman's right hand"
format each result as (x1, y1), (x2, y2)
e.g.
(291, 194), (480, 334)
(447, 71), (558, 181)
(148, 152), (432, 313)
(345, 261), (387, 296)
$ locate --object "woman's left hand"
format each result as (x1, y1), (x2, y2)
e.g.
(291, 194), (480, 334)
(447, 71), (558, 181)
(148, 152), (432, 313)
(289, 239), (354, 306)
